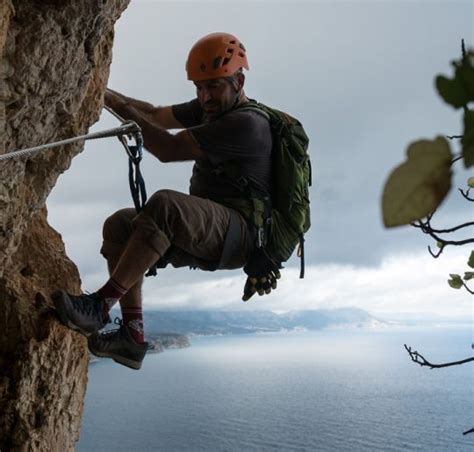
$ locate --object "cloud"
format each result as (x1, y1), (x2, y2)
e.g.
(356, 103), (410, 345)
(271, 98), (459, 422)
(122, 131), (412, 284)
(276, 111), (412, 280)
(140, 250), (472, 321)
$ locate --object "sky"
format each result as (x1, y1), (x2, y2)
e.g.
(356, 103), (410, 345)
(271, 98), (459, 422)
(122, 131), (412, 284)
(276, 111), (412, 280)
(46, 0), (474, 320)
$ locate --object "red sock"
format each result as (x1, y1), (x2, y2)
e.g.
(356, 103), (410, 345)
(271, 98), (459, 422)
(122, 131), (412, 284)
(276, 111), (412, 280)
(97, 278), (128, 320)
(122, 307), (145, 344)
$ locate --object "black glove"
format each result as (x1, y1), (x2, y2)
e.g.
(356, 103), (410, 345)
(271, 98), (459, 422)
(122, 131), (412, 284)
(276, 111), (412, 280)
(242, 249), (281, 302)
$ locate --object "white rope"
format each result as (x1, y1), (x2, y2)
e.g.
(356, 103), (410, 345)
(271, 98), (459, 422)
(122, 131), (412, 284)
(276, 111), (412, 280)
(0, 120), (140, 162)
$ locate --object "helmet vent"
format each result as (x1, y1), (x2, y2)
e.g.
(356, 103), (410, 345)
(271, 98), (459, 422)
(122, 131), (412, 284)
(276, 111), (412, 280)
(223, 57), (231, 66)
(238, 52), (244, 58)
(213, 57), (222, 69)
(226, 48), (234, 54)
(229, 40), (236, 44)
(239, 43), (246, 51)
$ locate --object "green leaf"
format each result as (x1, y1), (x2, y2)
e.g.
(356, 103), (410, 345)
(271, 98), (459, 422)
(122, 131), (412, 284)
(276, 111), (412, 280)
(436, 75), (467, 108)
(448, 274), (463, 289)
(462, 110), (474, 168)
(436, 241), (444, 249)
(468, 250), (474, 269)
(468, 177), (474, 188)
(382, 136), (453, 227)
(435, 51), (474, 109)
(464, 272), (474, 281)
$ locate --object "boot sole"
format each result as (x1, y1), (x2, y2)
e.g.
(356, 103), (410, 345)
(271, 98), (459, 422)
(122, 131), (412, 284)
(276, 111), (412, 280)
(89, 349), (143, 370)
(51, 290), (94, 337)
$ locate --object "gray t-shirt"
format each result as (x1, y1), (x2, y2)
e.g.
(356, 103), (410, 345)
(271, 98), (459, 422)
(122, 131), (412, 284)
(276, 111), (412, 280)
(172, 98), (273, 202)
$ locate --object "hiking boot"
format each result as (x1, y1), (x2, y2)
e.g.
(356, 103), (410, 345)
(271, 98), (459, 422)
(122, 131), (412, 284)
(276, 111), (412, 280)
(51, 290), (109, 337)
(88, 318), (148, 370)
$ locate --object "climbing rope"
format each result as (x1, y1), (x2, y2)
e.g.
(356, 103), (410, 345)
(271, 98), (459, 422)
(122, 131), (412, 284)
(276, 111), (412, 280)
(0, 121), (141, 162)
(0, 109), (148, 210)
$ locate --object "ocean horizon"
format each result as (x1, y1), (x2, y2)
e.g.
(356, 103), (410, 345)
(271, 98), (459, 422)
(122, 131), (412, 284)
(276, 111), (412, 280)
(78, 326), (473, 451)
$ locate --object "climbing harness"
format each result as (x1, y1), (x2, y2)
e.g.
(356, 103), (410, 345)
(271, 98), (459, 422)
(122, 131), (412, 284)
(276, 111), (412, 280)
(0, 107), (148, 213)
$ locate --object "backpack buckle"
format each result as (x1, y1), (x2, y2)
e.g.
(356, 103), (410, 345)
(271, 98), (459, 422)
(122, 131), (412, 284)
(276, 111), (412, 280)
(256, 217), (272, 248)
(257, 227), (265, 248)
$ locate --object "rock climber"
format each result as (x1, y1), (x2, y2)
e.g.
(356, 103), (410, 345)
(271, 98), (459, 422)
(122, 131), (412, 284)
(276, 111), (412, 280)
(52, 32), (280, 370)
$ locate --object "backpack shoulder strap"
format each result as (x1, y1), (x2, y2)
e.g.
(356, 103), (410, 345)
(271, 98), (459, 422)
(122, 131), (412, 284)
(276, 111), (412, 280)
(233, 100), (272, 121)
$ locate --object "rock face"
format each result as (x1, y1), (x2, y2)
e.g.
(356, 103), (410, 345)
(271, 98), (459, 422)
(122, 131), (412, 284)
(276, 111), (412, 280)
(0, 1), (129, 449)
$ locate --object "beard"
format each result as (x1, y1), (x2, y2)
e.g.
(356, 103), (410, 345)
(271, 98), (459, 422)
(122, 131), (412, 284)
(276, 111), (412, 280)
(203, 92), (241, 120)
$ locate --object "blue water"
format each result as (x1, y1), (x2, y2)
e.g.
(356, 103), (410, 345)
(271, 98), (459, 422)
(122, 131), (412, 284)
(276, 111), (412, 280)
(78, 327), (473, 451)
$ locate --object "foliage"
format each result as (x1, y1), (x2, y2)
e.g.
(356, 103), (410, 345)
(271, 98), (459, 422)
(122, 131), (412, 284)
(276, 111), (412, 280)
(436, 49), (474, 167)
(382, 41), (474, 295)
(448, 251), (474, 294)
(383, 46), (474, 229)
(382, 42), (473, 436)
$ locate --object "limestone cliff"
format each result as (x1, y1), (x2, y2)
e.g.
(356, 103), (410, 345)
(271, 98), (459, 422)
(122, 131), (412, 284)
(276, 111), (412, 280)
(0, 1), (129, 449)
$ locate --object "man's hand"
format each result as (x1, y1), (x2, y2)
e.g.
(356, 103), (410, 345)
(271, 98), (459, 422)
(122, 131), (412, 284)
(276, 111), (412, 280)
(242, 270), (281, 301)
(242, 249), (281, 302)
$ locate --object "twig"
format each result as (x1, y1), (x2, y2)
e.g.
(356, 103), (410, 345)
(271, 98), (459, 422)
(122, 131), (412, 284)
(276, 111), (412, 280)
(463, 427), (474, 436)
(461, 280), (474, 295)
(411, 218), (474, 259)
(412, 219), (474, 234)
(458, 188), (474, 202)
(427, 235), (474, 247)
(427, 245), (443, 258)
(404, 345), (474, 368)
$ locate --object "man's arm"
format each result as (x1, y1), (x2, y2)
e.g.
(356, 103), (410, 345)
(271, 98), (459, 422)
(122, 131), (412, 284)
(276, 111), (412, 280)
(105, 89), (206, 162)
(105, 88), (183, 130)
(139, 118), (207, 162)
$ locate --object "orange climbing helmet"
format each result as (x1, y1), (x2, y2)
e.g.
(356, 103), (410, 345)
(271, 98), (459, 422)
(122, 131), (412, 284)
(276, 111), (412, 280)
(186, 32), (250, 81)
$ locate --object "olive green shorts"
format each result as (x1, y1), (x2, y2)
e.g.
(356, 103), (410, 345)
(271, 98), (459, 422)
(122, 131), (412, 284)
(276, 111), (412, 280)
(100, 189), (254, 271)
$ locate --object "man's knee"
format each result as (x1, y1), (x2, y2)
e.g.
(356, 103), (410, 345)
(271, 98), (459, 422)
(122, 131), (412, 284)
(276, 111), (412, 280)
(143, 189), (179, 215)
(129, 191), (176, 257)
(103, 208), (136, 241)
(101, 208), (136, 259)
(141, 189), (188, 231)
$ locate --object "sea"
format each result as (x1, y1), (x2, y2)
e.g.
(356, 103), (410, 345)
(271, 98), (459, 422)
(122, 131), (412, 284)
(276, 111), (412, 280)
(77, 326), (473, 451)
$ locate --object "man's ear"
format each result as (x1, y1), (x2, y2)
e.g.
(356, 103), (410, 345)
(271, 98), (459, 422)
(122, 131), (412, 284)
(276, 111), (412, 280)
(236, 72), (245, 91)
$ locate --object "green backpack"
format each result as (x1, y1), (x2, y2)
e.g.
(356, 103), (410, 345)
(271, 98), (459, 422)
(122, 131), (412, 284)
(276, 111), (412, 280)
(219, 101), (312, 278)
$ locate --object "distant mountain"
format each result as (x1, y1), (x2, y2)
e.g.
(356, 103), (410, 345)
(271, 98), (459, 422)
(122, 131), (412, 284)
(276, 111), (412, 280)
(138, 308), (385, 336)
(89, 309), (385, 363)
(146, 332), (190, 353)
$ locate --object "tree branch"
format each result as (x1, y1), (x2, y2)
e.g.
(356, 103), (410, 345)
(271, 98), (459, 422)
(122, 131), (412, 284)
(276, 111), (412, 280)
(404, 344), (474, 368)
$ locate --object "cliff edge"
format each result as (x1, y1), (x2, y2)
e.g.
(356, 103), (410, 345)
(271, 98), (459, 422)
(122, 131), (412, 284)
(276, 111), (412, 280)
(0, 1), (129, 449)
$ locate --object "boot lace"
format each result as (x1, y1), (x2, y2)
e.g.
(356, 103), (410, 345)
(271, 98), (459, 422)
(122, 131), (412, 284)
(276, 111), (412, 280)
(71, 292), (101, 316)
(98, 317), (124, 340)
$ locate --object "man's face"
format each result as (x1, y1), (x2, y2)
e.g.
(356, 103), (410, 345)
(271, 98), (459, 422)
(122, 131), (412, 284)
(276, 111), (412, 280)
(194, 77), (239, 118)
